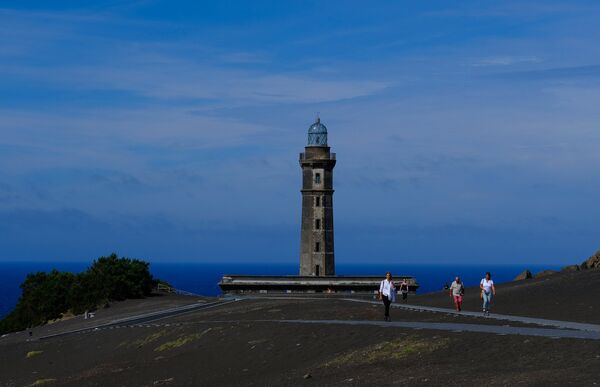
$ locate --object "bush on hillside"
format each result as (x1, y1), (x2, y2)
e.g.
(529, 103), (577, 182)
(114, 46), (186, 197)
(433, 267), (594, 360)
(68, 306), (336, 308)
(0, 253), (158, 334)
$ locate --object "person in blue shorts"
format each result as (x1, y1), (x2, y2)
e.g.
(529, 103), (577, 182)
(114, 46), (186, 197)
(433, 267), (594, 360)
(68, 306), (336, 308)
(479, 272), (496, 316)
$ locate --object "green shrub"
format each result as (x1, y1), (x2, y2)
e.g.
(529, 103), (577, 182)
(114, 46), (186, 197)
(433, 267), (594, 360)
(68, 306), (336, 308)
(0, 253), (158, 334)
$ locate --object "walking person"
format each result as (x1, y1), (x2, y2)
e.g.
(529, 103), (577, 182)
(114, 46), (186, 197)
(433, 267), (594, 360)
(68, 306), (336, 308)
(378, 272), (396, 321)
(399, 279), (409, 302)
(480, 272), (496, 316)
(449, 276), (464, 312)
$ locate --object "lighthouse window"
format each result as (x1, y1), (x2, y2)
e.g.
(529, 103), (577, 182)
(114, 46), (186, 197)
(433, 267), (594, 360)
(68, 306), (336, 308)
(315, 196), (320, 207)
(315, 242), (320, 252)
(315, 219), (321, 229)
(315, 173), (321, 184)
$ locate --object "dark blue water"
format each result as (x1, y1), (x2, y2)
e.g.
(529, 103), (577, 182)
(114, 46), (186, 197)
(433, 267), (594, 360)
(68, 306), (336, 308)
(0, 262), (560, 318)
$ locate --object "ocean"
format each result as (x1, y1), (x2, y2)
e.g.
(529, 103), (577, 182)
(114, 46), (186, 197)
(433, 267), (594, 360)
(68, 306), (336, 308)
(0, 261), (561, 319)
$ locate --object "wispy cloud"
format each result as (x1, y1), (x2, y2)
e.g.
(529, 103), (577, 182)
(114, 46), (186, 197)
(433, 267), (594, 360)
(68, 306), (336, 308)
(1, 61), (389, 104)
(0, 7), (388, 106)
(492, 64), (600, 80)
(218, 51), (271, 64)
(470, 56), (542, 67)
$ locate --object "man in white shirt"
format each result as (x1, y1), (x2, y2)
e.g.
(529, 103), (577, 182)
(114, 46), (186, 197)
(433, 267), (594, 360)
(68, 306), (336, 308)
(479, 272), (496, 316)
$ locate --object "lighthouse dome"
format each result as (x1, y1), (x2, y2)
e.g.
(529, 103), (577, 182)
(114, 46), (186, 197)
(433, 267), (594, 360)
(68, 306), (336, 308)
(307, 117), (328, 146)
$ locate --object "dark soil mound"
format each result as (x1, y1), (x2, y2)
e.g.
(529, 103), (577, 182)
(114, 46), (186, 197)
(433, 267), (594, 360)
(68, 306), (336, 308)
(411, 268), (600, 324)
(534, 269), (557, 278)
(561, 265), (580, 272)
(514, 270), (532, 281)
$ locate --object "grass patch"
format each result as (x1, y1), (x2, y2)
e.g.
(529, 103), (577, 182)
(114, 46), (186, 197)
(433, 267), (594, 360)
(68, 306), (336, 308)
(132, 330), (167, 348)
(26, 350), (43, 358)
(324, 337), (449, 367)
(27, 379), (56, 386)
(154, 328), (212, 352)
(134, 330), (167, 347)
(117, 330), (168, 349)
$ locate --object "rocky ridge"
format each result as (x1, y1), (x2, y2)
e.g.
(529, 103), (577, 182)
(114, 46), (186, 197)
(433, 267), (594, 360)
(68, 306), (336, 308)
(581, 250), (600, 269)
(513, 249), (599, 281)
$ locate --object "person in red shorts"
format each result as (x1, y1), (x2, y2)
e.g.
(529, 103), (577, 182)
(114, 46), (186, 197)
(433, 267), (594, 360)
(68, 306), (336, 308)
(449, 276), (465, 311)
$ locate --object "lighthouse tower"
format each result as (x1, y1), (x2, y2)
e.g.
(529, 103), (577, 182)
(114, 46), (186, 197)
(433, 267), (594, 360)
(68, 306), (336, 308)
(299, 118), (336, 276)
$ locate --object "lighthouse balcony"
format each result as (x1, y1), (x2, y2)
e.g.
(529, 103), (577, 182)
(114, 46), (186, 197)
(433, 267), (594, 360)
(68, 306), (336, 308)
(299, 152), (336, 161)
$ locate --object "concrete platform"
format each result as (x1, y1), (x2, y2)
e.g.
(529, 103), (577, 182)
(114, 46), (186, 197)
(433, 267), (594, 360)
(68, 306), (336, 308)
(218, 275), (419, 296)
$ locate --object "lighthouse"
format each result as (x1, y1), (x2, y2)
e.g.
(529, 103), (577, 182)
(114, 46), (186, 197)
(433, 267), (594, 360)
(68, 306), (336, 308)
(219, 117), (418, 294)
(299, 118), (336, 276)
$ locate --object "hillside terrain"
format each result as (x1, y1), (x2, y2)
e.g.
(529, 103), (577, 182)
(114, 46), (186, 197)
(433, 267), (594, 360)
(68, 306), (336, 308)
(1, 269), (599, 386)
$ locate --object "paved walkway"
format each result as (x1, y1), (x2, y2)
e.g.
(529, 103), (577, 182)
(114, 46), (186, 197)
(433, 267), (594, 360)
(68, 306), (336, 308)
(273, 319), (600, 340)
(344, 299), (600, 332)
(37, 299), (239, 341)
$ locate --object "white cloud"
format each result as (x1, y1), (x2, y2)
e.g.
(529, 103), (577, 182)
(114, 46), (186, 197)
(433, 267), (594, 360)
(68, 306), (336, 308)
(0, 7), (388, 105)
(470, 56), (542, 67)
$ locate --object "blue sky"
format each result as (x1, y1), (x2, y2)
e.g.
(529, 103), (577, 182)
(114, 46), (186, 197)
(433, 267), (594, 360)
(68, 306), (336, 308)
(1, 1), (600, 264)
